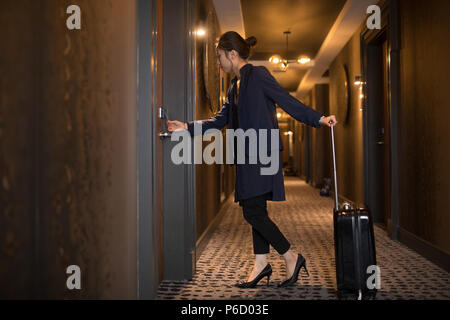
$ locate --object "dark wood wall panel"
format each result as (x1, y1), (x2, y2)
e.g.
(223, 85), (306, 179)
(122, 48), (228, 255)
(399, 0), (450, 254)
(0, 0), (37, 299)
(1, 0), (138, 299)
(39, 0), (138, 299)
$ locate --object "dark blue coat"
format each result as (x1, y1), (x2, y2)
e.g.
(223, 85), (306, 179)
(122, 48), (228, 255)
(187, 63), (324, 203)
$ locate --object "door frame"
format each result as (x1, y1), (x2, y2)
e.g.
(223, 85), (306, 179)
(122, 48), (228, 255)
(137, 0), (161, 299)
(136, 0), (197, 299)
(161, 0), (197, 281)
(360, 0), (400, 240)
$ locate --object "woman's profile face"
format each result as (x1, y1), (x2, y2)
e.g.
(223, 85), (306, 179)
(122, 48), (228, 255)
(216, 48), (233, 73)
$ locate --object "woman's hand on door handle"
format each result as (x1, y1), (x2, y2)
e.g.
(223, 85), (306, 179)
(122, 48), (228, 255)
(166, 120), (188, 132)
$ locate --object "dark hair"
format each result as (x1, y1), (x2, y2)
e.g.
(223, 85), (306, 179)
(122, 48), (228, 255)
(217, 31), (257, 60)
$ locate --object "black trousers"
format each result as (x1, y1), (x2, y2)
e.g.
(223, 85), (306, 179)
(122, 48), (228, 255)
(239, 192), (291, 255)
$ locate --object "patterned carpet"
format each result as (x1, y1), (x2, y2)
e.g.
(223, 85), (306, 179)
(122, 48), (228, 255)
(157, 177), (450, 300)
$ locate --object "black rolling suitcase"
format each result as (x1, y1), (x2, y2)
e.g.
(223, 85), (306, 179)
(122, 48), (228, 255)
(330, 123), (377, 300)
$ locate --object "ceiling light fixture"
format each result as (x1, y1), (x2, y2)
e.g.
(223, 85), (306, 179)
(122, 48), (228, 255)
(269, 31), (312, 70)
(297, 56), (311, 64)
(269, 55), (282, 64)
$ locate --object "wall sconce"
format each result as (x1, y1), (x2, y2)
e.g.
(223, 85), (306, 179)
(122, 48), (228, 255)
(354, 75), (364, 86)
(195, 28), (206, 37)
(354, 76), (365, 112)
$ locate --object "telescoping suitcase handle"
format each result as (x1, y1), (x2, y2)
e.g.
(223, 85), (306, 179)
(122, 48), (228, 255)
(330, 120), (339, 211)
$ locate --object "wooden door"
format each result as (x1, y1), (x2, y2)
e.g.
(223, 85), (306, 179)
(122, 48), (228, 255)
(155, 0), (164, 285)
(366, 32), (392, 231)
(380, 39), (392, 234)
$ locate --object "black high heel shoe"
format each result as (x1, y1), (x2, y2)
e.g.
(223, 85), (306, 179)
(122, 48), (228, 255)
(235, 264), (272, 288)
(278, 254), (309, 288)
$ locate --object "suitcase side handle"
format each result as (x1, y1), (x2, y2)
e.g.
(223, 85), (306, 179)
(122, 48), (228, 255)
(330, 121), (339, 211)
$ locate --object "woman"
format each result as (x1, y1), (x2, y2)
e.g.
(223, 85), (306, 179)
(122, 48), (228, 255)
(167, 31), (337, 288)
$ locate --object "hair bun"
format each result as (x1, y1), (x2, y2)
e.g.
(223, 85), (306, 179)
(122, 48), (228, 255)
(245, 36), (257, 48)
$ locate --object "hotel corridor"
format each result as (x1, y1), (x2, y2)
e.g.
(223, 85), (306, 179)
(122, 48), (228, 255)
(2, 0), (450, 302)
(157, 177), (450, 300)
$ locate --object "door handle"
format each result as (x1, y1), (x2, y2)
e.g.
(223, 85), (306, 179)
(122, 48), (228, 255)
(376, 141), (384, 145)
(158, 107), (172, 138)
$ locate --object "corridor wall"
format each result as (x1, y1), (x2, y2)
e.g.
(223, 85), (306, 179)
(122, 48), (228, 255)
(324, 0), (450, 270)
(293, 86), (330, 189)
(0, 0), (139, 299)
(39, 0), (138, 299)
(0, 0), (37, 299)
(193, 0), (236, 241)
(328, 26), (365, 206)
(311, 84), (331, 188)
(398, 0), (450, 263)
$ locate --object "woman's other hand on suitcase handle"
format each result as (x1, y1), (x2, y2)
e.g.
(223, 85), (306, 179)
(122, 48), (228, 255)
(166, 120), (188, 132)
(319, 115), (338, 127)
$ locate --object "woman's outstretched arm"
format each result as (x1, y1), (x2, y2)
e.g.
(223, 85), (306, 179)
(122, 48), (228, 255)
(255, 66), (337, 128)
(167, 90), (232, 136)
